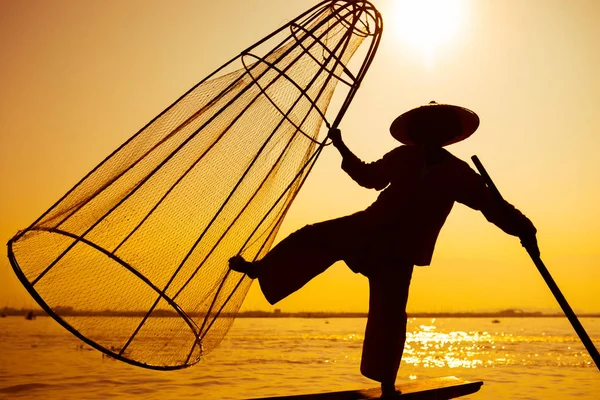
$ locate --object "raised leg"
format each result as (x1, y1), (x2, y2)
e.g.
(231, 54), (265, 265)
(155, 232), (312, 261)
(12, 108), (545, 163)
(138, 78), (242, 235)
(230, 214), (366, 304)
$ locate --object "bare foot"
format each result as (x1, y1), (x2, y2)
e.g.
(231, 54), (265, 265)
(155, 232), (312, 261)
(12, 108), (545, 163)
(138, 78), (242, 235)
(381, 382), (400, 398)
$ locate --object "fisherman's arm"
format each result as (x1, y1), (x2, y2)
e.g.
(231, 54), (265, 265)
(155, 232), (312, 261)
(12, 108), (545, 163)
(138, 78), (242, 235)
(328, 128), (391, 190)
(454, 163), (539, 256)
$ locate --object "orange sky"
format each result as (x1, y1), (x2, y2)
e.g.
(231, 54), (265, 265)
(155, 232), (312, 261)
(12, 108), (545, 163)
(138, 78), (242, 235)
(1, 0), (599, 314)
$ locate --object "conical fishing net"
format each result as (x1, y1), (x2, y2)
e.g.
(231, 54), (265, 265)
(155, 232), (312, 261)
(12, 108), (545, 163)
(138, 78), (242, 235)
(8, 0), (382, 369)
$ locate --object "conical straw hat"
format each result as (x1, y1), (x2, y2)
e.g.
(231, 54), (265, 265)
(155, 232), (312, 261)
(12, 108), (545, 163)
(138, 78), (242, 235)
(390, 101), (480, 146)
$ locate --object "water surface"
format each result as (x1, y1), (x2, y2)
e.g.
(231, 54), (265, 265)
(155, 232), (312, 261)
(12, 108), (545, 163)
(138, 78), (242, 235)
(0, 317), (598, 399)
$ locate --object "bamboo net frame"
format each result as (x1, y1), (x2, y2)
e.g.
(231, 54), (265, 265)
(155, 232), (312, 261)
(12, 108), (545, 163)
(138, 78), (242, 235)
(8, 0), (383, 370)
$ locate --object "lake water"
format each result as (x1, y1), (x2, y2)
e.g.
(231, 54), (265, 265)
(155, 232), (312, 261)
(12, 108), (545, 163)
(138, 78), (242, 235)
(0, 316), (598, 399)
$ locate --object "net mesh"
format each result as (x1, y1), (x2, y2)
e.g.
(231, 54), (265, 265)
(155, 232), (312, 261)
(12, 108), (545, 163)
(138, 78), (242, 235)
(8, 0), (382, 369)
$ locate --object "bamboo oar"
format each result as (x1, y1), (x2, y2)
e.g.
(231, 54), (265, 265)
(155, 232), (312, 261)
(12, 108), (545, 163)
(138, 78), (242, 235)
(471, 155), (600, 371)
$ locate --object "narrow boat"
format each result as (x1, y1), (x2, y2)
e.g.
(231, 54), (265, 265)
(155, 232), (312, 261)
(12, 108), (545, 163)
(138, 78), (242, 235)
(252, 376), (483, 399)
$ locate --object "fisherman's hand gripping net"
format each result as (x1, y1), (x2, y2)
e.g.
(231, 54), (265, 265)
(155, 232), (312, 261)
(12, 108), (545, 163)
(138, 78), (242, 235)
(8, 0), (382, 369)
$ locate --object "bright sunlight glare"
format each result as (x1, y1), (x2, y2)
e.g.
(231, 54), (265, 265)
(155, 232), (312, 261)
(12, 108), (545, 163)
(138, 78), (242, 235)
(390, 0), (465, 66)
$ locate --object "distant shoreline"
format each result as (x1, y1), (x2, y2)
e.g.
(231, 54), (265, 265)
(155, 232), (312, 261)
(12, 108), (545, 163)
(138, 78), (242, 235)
(2, 307), (599, 319)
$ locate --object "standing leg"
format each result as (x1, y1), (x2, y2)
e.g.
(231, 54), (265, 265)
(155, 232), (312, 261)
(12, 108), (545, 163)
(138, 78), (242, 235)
(360, 262), (414, 393)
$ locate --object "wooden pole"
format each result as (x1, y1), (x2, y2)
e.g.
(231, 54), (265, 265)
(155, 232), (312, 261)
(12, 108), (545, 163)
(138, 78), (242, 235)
(471, 155), (600, 371)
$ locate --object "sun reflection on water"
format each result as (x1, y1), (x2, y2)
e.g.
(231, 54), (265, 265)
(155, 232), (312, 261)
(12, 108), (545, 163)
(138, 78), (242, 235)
(400, 318), (594, 370)
(404, 321), (491, 369)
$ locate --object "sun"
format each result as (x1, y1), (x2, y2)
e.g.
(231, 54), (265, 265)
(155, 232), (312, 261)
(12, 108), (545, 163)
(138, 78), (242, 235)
(390, 0), (465, 65)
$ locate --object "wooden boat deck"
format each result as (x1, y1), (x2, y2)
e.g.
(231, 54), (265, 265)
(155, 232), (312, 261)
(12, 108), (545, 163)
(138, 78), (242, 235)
(252, 376), (483, 399)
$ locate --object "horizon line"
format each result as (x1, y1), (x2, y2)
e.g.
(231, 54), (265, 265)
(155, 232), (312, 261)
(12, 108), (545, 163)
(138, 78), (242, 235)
(2, 307), (600, 318)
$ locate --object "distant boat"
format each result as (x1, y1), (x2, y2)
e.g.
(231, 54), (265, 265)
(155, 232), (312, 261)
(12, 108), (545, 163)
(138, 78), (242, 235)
(0, 312), (6, 318)
(25, 311), (36, 320)
(492, 319), (500, 323)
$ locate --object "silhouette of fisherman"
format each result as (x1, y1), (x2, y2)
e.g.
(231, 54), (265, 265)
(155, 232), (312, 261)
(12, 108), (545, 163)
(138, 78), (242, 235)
(230, 101), (538, 396)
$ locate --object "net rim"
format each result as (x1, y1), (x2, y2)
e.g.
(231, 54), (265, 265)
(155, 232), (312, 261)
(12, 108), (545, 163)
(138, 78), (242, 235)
(7, 228), (202, 370)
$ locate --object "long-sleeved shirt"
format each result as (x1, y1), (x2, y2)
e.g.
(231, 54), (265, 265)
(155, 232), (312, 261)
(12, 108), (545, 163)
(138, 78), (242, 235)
(341, 145), (535, 267)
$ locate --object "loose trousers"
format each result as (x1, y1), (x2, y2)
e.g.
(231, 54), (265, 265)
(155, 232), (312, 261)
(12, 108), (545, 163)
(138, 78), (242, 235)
(255, 214), (414, 383)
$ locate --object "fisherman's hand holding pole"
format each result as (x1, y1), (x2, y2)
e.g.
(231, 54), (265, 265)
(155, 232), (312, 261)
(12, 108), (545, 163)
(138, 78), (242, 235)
(328, 127), (354, 160)
(328, 127), (343, 147)
(514, 212), (540, 258)
(520, 232), (540, 258)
